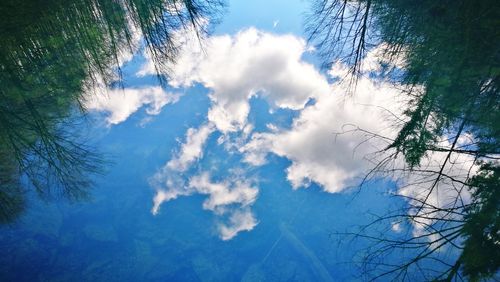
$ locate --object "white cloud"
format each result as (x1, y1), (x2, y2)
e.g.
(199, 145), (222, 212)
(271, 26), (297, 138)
(85, 86), (180, 125)
(189, 173), (258, 213)
(240, 63), (476, 238)
(150, 122), (214, 215)
(147, 27), (477, 241)
(167, 123), (215, 171)
(140, 28), (329, 133)
(360, 43), (407, 73)
(241, 65), (404, 192)
(148, 29), (402, 240)
(391, 222), (402, 233)
(152, 188), (183, 215)
(218, 209), (258, 241)
(151, 171), (259, 240)
(139, 29), (408, 194)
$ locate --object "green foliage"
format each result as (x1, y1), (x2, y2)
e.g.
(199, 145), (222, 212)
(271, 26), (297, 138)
(376, 0), (500, 164)
(0, 146), (24, 223)
(308, 0), (500, 280)
(0, 0), (222, 222)
(460, 163), (500, 281)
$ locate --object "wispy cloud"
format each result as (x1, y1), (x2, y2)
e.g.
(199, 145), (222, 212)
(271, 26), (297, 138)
(151, 171), (259, 240)
(167, 123), (215, 172)
(241, 63), (404, 192)
(218, 209), (258, 240)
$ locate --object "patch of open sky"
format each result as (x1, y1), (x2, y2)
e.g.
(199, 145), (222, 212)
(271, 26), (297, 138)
(113, 52), (160, 88)
(216, 0), (323, 69)
(247, 95), (304, 133)
(215, 0), (308, 36)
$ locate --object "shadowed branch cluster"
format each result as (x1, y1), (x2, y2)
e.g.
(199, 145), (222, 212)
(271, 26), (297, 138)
(307, 0), (499, 280)
(0, 0), (223, 222)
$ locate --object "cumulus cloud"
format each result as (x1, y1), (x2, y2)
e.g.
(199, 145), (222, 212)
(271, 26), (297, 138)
(140, 27), (329, 132)
(240, 56), (476, 233)
(148, 27), (476, 240)
(85, 86), (180, 125)
(241, 62), (405, 192)
(148, 28), (400, 240)
(140, 27), (407, 194)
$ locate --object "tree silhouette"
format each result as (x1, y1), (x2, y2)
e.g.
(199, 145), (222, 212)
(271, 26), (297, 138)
(307, 0), (499, 280)
(0, 0), (223, 222)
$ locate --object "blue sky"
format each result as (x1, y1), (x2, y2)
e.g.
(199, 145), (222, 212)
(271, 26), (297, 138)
(216, 0), (308, 35)
(0, 1), (469, 280)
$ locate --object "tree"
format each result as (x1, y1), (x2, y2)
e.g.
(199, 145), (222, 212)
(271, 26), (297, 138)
(307, 0), (499, 280)
(0, 0), (223, 222)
